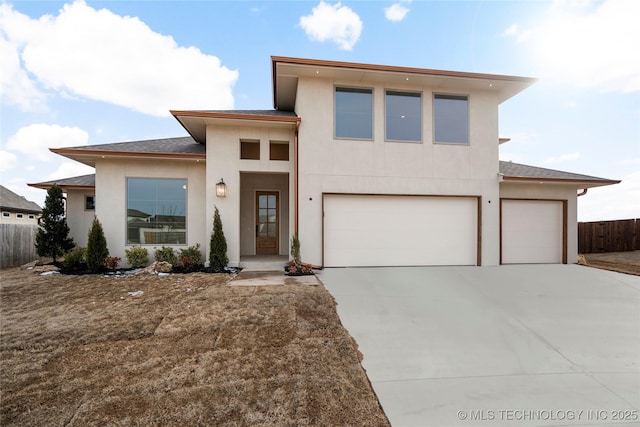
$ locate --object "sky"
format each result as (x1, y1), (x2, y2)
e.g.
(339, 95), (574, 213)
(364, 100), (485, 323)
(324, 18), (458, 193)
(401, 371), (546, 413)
(1, 0), (638, 221)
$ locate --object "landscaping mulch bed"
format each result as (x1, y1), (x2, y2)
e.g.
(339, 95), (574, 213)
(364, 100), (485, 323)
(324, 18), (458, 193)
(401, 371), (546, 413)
(0, 267), (389, 426)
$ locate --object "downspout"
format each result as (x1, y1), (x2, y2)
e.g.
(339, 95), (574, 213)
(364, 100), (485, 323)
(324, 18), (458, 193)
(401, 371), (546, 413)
(577, 188), (588, 197)
(294, 121), (300, 234)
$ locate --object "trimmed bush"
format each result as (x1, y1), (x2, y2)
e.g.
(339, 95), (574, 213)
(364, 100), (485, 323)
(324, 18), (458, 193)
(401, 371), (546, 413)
(154, 246), (177, 265)
(125, 246), (149, 268)
(62, 247), (86, 271)
(179, 244), (203, 271)
(86, 217), (109, 272)
(104, 256), (121, 271)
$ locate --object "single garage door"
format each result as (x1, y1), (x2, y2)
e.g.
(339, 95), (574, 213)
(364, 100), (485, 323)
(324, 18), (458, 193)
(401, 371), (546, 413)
(501, 199), (564, 264)
(323, 194), (478, 267)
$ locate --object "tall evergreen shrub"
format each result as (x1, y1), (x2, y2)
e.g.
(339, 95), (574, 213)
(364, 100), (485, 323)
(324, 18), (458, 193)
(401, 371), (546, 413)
(35, 184), (74, 262)
(209, 206), (228, 271)
(86, 217), (109, 272)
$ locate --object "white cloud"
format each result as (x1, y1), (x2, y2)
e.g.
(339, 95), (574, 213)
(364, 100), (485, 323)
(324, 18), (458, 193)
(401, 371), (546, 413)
(385, 2), (410, 22)
(299, 1), (363, 50)
(46, 162), (94, 181)
(5, 123), (89, 162)
(0, 1), (238, 116)
(0, 150), (18, 172)
(543, 152), (580, 163)
(578, 170), (640, 221)
(504, 0), (640, 92)
(500, 23), (518, 37)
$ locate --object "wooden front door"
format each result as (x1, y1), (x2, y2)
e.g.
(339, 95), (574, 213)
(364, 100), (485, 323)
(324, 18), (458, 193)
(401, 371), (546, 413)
(256, 191), (279, 254)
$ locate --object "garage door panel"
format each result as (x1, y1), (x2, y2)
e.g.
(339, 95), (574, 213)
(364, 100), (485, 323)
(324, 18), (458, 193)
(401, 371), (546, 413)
(324, 195), (477, 267)
(501, 200), (563, 264)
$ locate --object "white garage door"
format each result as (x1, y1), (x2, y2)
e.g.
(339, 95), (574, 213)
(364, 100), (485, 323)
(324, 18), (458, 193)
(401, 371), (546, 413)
(501, 199), (564, 264)
(323, 195), (478, 267)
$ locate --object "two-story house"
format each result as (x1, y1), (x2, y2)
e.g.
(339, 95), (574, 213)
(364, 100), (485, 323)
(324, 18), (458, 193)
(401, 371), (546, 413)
(0, 185), (42, 225)
(30, 56), (619, 267)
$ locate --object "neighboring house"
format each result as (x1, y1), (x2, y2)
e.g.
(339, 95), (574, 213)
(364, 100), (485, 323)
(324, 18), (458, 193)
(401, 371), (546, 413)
(29, 56), (619, 267)
(0, 185), (42, 225)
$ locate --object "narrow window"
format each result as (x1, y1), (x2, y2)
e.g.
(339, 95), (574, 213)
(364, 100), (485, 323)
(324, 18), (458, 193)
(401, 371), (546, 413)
(2, 212), (10, 218)
(85, 195), (95, 210)
(28, 215), (35, 220)
(434, 94), (469, 144)
(126, 178), (187, 245)
(240, 140), (260, 160)
(335, 87), (373, 139)
(386, 91), (422, 142)
(16, 213), (23, 219)
(269, 141), (289, 161)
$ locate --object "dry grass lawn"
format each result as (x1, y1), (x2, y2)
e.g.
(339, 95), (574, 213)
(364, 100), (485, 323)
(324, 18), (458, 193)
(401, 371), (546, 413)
(582, 250), (640, 276)
(0, 267), (389, 426)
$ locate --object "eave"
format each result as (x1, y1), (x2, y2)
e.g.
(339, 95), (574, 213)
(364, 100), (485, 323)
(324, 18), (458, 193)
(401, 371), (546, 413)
(49, 147), (206, 167)
(171, 110), (301, 144)
(501, 176), (621, 188)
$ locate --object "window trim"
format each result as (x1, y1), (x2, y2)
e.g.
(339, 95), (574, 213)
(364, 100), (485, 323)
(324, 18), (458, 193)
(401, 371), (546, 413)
(433, 93), (470, 145)
(240, 139), (261, 160)
(2, 212), (10, 218)
(385, 89), (423, 143)
(28, 214), (36, 220)
(125, 177), (188, 246)
(334, 86), (374, 141)
(16, 213), (24, 219)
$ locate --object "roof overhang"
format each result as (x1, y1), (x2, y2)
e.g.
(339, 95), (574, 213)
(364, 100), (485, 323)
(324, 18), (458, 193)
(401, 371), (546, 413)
(171, 110), (301, 144)
(272, 56), (537, 111)
(49, 147), (206, 167)
(500, 175), (621, 188)
(28, 182), (95, 191)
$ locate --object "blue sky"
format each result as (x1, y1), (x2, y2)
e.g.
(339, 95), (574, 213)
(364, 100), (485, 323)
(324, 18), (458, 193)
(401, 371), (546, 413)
(1, 0), (638, 221)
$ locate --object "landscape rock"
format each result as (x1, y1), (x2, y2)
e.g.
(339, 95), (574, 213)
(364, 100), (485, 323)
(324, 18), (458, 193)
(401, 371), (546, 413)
(139, 261), (173, 275)
(32, 265), (60, 274)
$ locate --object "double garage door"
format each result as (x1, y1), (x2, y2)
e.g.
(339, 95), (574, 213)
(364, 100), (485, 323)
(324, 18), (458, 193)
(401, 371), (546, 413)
(323, 195), (479, 267)
(323, 195), (566, 267)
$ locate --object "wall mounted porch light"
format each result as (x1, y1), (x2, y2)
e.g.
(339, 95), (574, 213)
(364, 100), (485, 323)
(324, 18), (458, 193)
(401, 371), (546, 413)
(216, 178), (227, 197)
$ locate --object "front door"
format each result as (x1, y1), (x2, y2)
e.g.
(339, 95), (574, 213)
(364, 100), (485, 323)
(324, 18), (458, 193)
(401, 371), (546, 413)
(256, 191), (279, 254)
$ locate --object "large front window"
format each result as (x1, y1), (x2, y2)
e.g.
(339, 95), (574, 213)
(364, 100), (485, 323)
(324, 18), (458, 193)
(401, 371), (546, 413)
(386, 90), (422, 142)
(127, 178), (186, 245)
(434, 94), (469, 144)
(335, 87), (373, 140)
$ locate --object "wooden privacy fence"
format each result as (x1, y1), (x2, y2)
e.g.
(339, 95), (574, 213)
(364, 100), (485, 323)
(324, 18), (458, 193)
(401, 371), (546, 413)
(0, 224), (39, 268)
(578, 218), (639, 253)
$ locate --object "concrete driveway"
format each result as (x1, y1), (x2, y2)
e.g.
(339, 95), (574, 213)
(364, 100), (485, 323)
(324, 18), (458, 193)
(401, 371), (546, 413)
(319, 265), (640, 426)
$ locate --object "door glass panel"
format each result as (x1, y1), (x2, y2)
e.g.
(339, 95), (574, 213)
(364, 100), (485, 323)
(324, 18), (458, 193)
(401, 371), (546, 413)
(268, 195), (276, 209)
(267, 223), (276, 236)
(259, 195), (267, 208)
(259, 208), (268, 223)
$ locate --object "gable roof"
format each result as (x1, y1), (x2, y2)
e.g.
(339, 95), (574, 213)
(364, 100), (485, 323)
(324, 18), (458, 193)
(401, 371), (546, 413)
(28, 174), (96, 190)
(0, 185), (42, 213)
(499, 161), (620, 187)
(272, 56), (537, 111)
(49, 136), (205, 167)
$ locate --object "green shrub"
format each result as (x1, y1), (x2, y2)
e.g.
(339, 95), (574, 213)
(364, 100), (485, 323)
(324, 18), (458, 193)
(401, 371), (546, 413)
(290, 233), (301, 264)
(209, 206), (228, 271)
(63, 247), (86, 271)
(154, 246), (177, 265)
(86, 217), (109, 272)
(35, 184), (74, 262)
(125, 246), (149, 268)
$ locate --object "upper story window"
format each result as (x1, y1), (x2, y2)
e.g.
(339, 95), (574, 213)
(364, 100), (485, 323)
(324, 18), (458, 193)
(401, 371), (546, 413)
(335, 87), (373, 140)
(28, 214), (36, 220)
(2, 212), (10, 218)
(240, 140), (260, 160)
(434, 94), (469, 144)
(16, 213), (23, 219)
(386, 90), (422, 142)
(126, 178), (186, 245)
(269, 141), (289, 161)
(85, 195), (95, 210)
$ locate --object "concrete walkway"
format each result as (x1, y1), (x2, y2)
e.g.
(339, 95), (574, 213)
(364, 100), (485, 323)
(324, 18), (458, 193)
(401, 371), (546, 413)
(319, 265), (640, 426)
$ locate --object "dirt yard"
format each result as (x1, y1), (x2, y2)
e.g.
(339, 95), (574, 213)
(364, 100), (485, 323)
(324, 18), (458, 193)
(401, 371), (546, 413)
(0, 268), (390, 426)
(582, 250), (640, 276)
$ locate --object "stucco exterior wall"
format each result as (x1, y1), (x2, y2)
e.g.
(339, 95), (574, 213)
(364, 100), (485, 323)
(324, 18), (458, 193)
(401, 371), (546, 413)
(0, 212), (39, 225)
(95, 158), (206, 265)
(206, 125), (295, 266)
(499, 182), (579, 263)
(294, 76), (502, 266)
(65, 189), (95, 247)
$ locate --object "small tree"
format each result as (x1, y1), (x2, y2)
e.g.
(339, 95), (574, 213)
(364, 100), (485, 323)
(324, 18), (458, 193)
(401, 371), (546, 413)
(209, 206), (228, 271)
(35, 184), (74, 262)
(86, 217), (109, 272)
(290, 233), (301, 265)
